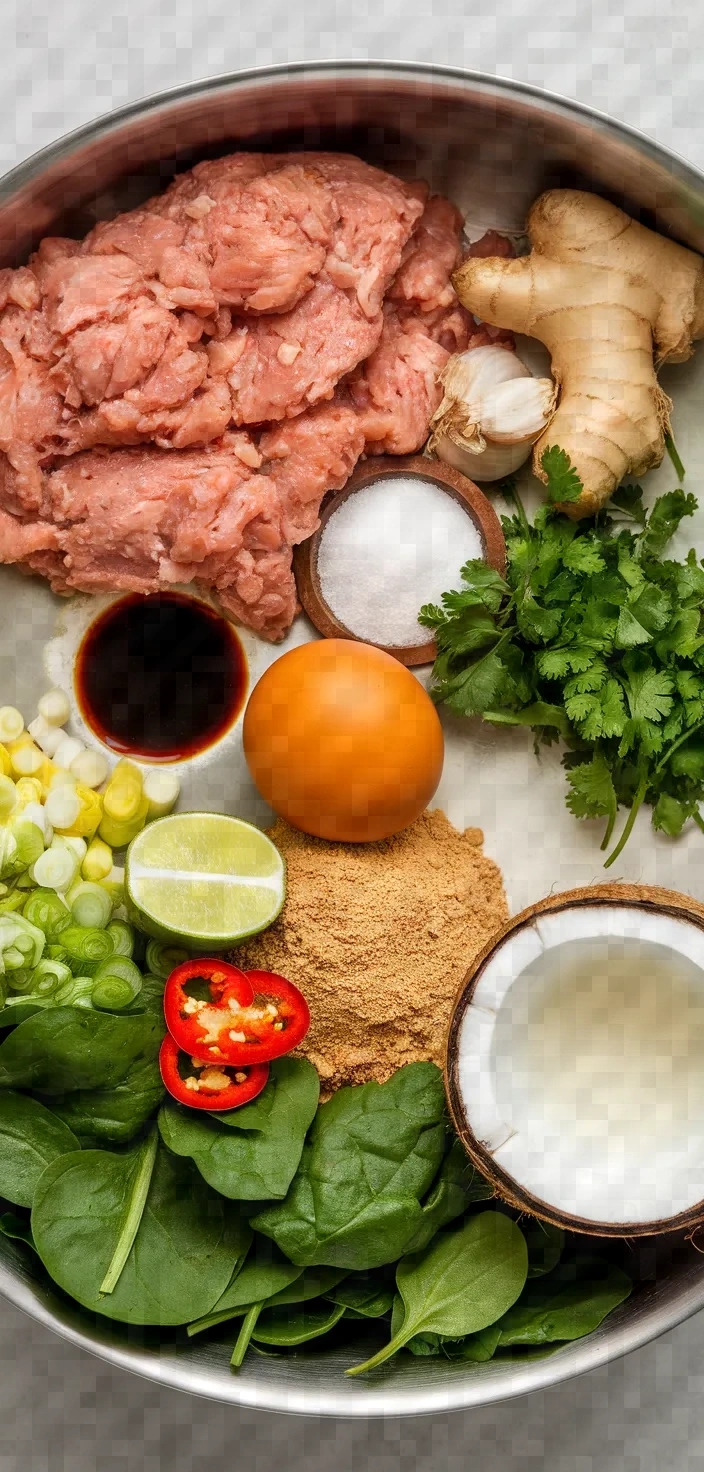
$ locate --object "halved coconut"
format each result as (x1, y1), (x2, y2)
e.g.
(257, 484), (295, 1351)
(446, 884), (704, 1237)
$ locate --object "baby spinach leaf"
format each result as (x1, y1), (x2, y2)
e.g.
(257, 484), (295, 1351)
(0, 1008), (162, 1094)
(31, 1140), (241, 1325)
(48, 1054), (164, 1145)
(326, 1270), (395, 1319)
(449, 1323), (502, 1361)
(403, 1137), (494, 1253)
(0, 1210), (37, 1253)
(348, 1212), (528, 1375)
(0, 1092), (79, 1207)
(187, 1251), (305, 1337)
(158, 1058), (319, 1199)
(495, 1256), (632, 1346)
(521, 1217), (565, 1278)
(251, 1301), (346, 1347)
(251, 1063), (447, 1269)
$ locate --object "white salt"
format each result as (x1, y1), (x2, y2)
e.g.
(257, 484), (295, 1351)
(316, 475), (484, 648)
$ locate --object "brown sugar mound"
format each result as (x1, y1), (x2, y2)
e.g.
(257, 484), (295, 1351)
(235, 809), (508, 1095)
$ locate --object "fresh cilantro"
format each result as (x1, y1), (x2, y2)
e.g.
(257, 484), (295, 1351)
(422, 454), (704, 864)
(540, 446), (584, 504)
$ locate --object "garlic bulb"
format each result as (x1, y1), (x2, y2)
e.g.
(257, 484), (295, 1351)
(429, 344), (556, 482)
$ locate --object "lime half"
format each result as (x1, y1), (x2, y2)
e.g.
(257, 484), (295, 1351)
(125, 812), (285, 947)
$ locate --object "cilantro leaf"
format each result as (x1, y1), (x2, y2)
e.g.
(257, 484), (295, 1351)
(516, 598), (562, 645)
(540, 446), (584, 505)
(610, 484), (647, 524)
(563, 663), (607, 696)
(652, 793), (689, 837)
(639, 490), (697, 557)
(565, 753), (618, 824)
(670, 739), (704, 781)
(614, 607), (653, 648)
(622, 658), (675, 723)
(562, 540), (606, 576)
(435, 647), (512, 717)
(655, 609), (702, 661)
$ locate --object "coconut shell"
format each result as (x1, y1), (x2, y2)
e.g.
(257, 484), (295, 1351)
(445, 883), (704, 1238)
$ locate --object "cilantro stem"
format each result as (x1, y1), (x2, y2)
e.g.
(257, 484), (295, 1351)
(654, 716), (704, 775)
(600, 805), (618, 852)
(502, 483), (531, 539)
(603, 775), (648, 869)
(665, 431), (686, 482)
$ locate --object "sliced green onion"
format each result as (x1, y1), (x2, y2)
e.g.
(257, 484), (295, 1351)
(53, 736), (85, 771)
(29, 958), (72, 996)
(0, 776), (17, 820)
(70, 748), (109, 789)
(3, 820), (44, 878)
(45, 788), (81, 831)
(91, 957), (143, 1012)
(60, 926), (115, 968)
(68, 882), (113, 930)
(33, 847), (77, 892)
(53, 974), (96, 1009)
(0, 708), (23, 743)
(37, 689), (70, 727)
(0, 891), (28, 915)
(144, 940), (189, 979)
(143, 769), (180, 820)
(0, 914), (45, 969)
(3, 947), (25, 970)
(4, 967), (33, 993)
(23, 889), (71, 941)
(106, 920), (134, 958)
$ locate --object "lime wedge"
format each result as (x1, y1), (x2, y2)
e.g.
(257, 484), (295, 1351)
(125, 812), (285, 948)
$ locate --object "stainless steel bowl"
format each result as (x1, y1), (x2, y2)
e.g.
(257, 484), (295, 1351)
(1, 61), (704, 1417)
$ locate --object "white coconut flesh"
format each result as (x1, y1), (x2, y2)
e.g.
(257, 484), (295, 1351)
(456, 905), (704, 1226)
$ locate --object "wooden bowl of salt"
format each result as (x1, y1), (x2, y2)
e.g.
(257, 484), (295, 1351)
(293, 456), (507, 667)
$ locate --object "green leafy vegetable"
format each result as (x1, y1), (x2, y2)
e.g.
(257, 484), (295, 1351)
(325, 1270), (395, 1319)
(47, 1052), (164, 1145)
(348, 1212), (528, 1375)
(251, 1063), (450, 1269)
(251, 1301), (347, 1348)
(158, 1058), (319, 1199)
(0, 1091), (79, 1206)
(0, 1008), (161, 1094)
(493, 1255), (632, 1346)
(0, 1210), (36, 1253)
(420, 465), (704, 862)
(31, 1139), (247, 1325)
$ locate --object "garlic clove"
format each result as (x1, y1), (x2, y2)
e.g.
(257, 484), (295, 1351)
(434, 433), (535, 483)
(430, 344), (537, 451)
(479, 376), (557, 445)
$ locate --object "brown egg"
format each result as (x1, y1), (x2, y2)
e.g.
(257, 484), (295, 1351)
(242, 639), (444, 842)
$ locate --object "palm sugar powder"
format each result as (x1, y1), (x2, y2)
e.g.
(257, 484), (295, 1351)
(235, 808), (508, 1095)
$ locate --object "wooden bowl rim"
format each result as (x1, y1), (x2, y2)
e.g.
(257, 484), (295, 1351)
(292, 455), (507, 667)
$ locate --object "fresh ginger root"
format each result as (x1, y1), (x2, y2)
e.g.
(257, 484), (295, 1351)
(453, 190), (704, 515)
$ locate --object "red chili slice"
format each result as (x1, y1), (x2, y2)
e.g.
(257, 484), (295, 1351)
(164, 959), (310, 1065)
(159, 1034), (269, 1111)
(222, 970), (310, 1064)
(163, 958), (254, 1064)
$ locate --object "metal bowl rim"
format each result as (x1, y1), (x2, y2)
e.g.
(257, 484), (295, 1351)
(1, 56), (703, 1415)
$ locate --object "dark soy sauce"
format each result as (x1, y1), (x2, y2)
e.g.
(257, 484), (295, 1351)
(76, 593), (247, 761)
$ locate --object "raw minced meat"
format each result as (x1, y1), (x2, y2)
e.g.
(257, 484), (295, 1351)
(0, 151), (482, 638)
